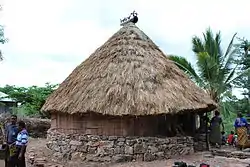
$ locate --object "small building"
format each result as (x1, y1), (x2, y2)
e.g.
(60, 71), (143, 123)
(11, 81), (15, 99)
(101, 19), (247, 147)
(42, 14), (216, 162)
(0, 92), (17, 114)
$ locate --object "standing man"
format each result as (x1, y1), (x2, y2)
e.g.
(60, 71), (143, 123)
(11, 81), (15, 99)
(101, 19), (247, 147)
(4, 115), (18, 167)
(14, 121), (28, 167)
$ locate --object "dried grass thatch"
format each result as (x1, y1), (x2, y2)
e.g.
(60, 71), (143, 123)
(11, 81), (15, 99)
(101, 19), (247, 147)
(42, 22), (216, 116)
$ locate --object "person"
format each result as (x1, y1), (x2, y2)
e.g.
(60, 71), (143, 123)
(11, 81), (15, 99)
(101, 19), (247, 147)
(8, 121), (29, 167)
(15, 121), (28, 167)
(4, 114), (18, 167)
(199, 114), (210, 133)
(227, 131), (235, 145)
(209, 110), (224, 148)
(234, 134), (238, 147)
(234, 112), (249, 150)
(247, 114), (250, 135)
(221, 131), (226, 145)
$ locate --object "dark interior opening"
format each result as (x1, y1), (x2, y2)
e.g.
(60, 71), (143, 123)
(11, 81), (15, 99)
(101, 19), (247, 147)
(156, 113), (196, 137)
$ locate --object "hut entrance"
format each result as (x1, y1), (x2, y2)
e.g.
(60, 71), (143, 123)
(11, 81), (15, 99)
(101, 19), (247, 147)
(156, 113), (196, 137)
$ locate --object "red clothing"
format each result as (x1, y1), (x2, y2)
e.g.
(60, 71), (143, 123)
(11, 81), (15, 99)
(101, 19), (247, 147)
(227, 134), (234, 144)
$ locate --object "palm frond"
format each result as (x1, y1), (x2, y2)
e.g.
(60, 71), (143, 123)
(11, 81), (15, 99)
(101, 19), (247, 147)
(203, 28), (215, 58)
(192, 36), (204, 53)
(226, 67), (250, 85)
(196, 52), (219, 86)
(195, 52), (211, 88)
(224, 33), (237, 60)
(168, 55), (204, 86)
(172, 28), (244, 109)
(215, 32), (224, 66)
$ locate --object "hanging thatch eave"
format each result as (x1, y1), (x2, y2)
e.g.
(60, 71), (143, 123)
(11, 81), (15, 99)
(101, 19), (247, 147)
(41, 23), (216, 116)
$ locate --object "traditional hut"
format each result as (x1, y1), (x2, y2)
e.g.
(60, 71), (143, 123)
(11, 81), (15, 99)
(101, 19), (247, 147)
(42, 15), (215, 137)
(42, 13), (216, 161)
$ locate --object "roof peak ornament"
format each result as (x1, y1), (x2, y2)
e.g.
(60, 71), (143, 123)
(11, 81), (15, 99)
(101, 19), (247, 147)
(120, 11), (138, 26)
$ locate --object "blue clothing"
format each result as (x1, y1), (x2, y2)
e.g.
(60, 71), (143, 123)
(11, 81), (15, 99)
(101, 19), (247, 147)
(6, 124), (18, 144)
(16, 129), (28, 146)
(210, 116), (222, 127)
(234, 117), (248, 128)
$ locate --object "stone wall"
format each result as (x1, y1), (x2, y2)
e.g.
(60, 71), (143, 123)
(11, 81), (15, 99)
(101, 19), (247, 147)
(24, 118), (51, 138)
(194, 133), (208, 151)
(46, 130), (194, 163)
(0, 117), (51, 138)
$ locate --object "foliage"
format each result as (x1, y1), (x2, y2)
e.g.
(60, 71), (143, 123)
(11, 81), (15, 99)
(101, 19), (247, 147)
(0, 83), (58, 118)
(230, 38), (250, 117)
(221, 96), (250, 134)
(0, 25), (7, 44)
(169, 28), (244, 117)
(169, 29), (250, 133)
(234, 38), (250, 97)
(223, 111), (237, 134)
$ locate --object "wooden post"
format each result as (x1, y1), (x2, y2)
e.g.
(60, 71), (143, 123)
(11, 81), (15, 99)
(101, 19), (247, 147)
(192, 114), (196, 136)
(205, 111), (209, 151)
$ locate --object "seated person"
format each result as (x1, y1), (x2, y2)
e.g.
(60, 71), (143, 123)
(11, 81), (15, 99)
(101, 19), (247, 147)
(221, 131), (226, 145)
(233, 134), (238, 147)
(227, 131), (235, 145)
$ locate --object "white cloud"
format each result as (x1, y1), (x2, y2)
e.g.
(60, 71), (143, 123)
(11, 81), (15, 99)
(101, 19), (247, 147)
(0, 0), (249, 95)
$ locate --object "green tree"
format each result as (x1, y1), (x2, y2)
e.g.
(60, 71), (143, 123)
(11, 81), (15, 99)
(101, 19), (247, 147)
(169, 28), (245, 116)
(233, 38), (250, 114)
(236, 38), (250, 98)
(0, 83), (58, 117)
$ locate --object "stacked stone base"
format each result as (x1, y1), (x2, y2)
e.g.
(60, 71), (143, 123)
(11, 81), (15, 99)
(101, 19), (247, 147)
(194, 133), (208, 151)
(211, 149), (250, 159)
(47, 130), (194, 163)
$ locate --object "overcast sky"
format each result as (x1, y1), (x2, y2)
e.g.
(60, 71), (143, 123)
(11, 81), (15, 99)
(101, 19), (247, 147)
(0, 0), (249, 97)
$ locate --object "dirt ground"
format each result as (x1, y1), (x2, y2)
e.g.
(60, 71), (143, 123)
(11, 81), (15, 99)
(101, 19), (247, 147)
(1, 138), (250, 167)
(64, 154), (250, 167)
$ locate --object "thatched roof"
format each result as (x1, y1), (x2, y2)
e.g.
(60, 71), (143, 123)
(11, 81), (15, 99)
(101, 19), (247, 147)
(42, 22), (216, 116)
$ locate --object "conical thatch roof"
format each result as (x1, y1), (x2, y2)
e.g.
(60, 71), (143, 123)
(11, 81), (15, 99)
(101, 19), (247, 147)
(42, 22), (216, 116)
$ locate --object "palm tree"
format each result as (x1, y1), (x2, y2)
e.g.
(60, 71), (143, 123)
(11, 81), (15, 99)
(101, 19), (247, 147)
(169, 28), (242, 115)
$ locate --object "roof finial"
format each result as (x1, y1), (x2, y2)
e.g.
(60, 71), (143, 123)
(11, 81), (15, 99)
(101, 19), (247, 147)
(120, 11), (138, 26)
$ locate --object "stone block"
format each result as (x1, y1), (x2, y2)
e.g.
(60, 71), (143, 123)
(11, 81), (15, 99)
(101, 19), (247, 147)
(112, 154), (133, 163)
(144, 152), (156, 162)
(114, 146), (125, 154)
(148, 146), (158, 153)
(125, 146), (134, 155)
(134, 143), (147, 154)
(69, 140), (82, 146)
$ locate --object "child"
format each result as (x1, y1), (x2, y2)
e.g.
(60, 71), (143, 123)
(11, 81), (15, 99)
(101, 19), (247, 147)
(233, 134), (238, 147)
(227, 131), (235, 145)
(221, 131), (226, 145)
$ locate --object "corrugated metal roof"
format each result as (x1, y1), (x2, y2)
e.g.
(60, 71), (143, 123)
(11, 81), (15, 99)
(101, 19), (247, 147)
(0, 92), (16, 102)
